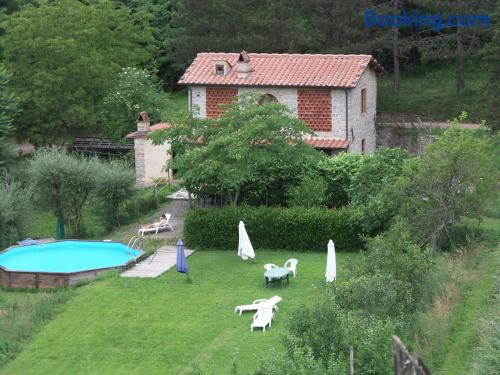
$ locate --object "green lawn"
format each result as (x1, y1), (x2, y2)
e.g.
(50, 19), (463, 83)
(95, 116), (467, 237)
(164, 90), (188, 121)
(1, 251), (359, 374)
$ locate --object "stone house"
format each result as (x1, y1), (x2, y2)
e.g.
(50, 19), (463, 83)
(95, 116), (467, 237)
(128, 51), (384, 185)
(180, 51), (383, 154)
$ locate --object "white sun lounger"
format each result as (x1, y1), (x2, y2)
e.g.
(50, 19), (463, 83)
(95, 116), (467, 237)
(138, 214), (173, 236)
(234, 295), (282, 315)
(251, 306), (274, 332)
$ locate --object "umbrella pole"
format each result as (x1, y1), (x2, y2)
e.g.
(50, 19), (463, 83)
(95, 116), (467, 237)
(186, 272), (192, 284)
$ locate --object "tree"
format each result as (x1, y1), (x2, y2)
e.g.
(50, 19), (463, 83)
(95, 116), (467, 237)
(349, 148), (413, 234)
(94, 161), (136, 229)
(399, 114), (497, 250)
(29, 148), (98, 237)
(318, 152), (364, 207)
(482, 2), (500, 132)
(151, 93), (319, 206)
(1, 0), (155, 143)
(0, 65), (19, 172)
(0, 179), (32, 247)
(413, 0), (495, 92)
(101, 67), (168, 140)
(287, 176), (328, 209)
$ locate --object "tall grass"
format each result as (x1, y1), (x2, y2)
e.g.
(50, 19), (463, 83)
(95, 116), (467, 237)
(0, 289), (75, 367)
(412, 218), (500, 374)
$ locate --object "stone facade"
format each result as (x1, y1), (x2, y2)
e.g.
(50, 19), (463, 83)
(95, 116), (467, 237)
(346, 69), (377, 154)
(188, 71), (378, 155)
(128, 115), (172, 186)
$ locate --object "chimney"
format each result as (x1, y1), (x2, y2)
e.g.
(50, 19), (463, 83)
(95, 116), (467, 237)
(137, 112), (150, 132)
(237, 51), (252, 79)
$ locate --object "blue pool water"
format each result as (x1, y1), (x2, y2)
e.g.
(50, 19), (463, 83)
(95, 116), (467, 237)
(0, 241), (141, 273)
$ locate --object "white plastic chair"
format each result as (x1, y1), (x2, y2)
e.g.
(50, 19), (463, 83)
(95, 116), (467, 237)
(263, 263), (278, 271)
(284, 258), (298, 277)
(234, 295), (282, 315)
(251, 306), (274, 332)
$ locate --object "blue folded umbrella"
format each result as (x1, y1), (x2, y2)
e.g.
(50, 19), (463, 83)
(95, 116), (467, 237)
(176, 239), (189, 274)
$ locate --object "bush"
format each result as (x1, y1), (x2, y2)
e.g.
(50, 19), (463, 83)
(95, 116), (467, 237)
(184, 206), (363, 251)
(282, 299), (396, 375)
(94, 161), (136, 229)
(287, 176), (327, 208)
(0, 180), (32, 247)
(318, 153), (363, 207)
(336, 273), (415, 317)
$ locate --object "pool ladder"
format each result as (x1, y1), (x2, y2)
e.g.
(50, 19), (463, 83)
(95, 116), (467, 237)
(126, 236), (143, 256)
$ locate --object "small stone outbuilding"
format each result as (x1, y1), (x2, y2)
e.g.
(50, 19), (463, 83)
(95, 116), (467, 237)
(126, 112), (172, 186)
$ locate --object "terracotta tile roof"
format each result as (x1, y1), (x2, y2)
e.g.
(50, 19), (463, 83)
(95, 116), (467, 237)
(304, 137), (349, 149)
(126, 122), (171, 139)
(179, 52), (383, 88)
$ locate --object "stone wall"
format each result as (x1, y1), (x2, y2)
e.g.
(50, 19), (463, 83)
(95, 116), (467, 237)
(347, 69), (377, 154)
(238, 87), (298, 114)
(376, 123), (434, 155)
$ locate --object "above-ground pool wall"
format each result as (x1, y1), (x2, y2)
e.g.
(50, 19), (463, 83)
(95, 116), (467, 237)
(0, 266), (124, 289)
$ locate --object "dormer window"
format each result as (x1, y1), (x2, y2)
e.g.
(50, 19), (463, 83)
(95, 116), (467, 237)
(215, 64), (225, 75)
(213, 60), (231, 76)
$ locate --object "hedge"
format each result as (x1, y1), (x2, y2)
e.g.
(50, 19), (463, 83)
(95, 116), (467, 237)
(184, 206), (363, 252)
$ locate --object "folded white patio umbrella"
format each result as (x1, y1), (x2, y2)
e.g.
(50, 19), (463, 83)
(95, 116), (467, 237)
(238, 221), (255, 260)
(325, 240), (336, 282)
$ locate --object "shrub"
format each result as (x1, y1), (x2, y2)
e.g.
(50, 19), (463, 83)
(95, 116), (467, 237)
(287, 176), (327, 208)
(0, 180), (32, 247)
(94, 161), (136, 229)
(184, 206), (363, 251)
(283, 299), (396, 375)
(318, 153), (363, 207)
(336, 273), (415, 317)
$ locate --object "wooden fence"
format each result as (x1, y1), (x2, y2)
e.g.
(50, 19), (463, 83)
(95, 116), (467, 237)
(393, 335), (432, 375)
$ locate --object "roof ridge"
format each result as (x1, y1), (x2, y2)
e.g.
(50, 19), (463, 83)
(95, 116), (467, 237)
(197, 52), (373, 58)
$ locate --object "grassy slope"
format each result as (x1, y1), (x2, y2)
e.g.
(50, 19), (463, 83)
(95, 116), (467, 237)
(28, 184), (177, 240)
(0, 289), (75, 367)
(378, 59), (489, 122)
(1, 251), (359, 374)
(164, 89), (188, 121)
(416, 217), (500, 375)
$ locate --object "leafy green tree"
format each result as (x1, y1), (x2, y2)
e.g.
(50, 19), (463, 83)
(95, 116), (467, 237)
(0, 179), (32, 247)
(0, 65), (19, 172)
(399, 114), (498, 250)
(318, 152), (363, 207)
(482, 2), (500, 132)
(29, 148), (98, 237)
(1, 0), (155, 143)
(349, 147), (413, 234)
(101, 67), (167, 140)
(151, 93), (318, 206)
(287, 176), (328, 209)
(94, 161), (136, 229)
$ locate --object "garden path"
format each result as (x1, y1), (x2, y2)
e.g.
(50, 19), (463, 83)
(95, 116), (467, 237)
(121, 244), (194, 278)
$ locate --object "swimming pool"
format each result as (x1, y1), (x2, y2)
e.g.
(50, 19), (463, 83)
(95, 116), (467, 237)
(0, 240), (141, 288)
